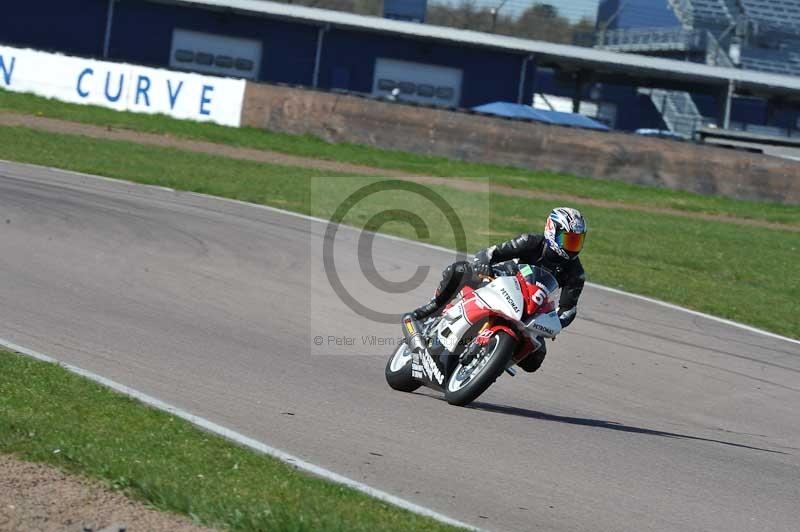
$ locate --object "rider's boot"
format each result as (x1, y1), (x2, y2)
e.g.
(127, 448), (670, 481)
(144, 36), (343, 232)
(411, 299), (439, 321)
(409, 261), (473, 321)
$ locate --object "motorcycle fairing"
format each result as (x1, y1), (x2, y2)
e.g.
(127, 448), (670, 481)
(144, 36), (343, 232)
(474, 277), (524, 322)
(436, 276), (524, 353)
(410, 267), (558, 390)
(525, 311), (562, 339)
(410, 340), (462, 391)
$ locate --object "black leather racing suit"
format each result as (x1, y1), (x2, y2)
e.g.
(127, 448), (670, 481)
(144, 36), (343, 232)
(473, 233), (586, 313)
(412, 233), (585, 373)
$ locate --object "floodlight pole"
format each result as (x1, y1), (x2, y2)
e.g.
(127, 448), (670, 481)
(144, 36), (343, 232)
(490, 0), (509, 32)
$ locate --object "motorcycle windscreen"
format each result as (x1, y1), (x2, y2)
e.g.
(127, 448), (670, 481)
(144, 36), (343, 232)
(519, 264), (559, 304)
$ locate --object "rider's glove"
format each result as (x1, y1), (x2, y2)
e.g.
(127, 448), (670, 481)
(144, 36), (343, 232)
(472, 262), (494, 279)
(558, 307), (577, 329)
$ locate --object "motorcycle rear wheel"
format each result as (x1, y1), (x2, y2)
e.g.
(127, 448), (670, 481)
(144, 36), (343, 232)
(444, 332), (515, 406)
(385, 342), (422, 392)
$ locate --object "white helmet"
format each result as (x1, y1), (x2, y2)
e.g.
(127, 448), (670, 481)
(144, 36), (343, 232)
(544, 207), (587, 260)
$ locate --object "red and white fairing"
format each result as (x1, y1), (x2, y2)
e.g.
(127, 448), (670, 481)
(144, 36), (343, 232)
(436, 273), (561, 354)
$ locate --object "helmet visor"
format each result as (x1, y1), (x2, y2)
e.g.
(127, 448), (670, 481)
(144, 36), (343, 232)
(556, 231), (585, 253)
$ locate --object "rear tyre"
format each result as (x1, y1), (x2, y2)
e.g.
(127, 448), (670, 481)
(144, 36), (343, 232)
(444, 332), (515, 406)
(385, 342), (422, 392)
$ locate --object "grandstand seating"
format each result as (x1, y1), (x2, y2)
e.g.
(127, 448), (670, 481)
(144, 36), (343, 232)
(740, 46), (800, 75)
(665, 0), (733, 31)
(596, 0), (800, 138)
(685, 0), (733, 24)
(629, 0), (800, 65)
(596, 27), (706, 52)
(739, 0), (800, 33)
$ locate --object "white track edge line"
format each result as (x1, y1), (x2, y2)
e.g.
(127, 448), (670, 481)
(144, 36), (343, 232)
(6, 158), (800, 348)
(0, 338), (480, 532)
(581, 283), (800, 345)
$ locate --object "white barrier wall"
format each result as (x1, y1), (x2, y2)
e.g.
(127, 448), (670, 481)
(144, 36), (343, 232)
(0, 45), (246, 127)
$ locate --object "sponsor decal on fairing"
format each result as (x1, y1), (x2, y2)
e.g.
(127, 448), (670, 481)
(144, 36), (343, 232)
(500, 287), (521, 314)
(421, 351), (444, 384)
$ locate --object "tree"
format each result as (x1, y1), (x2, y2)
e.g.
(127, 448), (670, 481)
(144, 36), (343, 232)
(275, 0), (593, 45)
(530, 4), (558, 19)
(514, 4), (573, 43)
(427, 0), (498, 32)
(277, 0), (381, 16)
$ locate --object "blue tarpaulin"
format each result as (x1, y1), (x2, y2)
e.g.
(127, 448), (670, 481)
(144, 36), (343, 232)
(472, 102), (610, 131)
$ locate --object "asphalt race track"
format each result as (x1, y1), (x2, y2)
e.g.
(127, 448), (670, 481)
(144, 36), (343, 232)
(1, 160), (799, 532)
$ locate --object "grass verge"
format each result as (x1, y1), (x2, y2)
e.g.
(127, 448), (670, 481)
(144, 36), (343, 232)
(2, 89), (798, 226)
(0, 349), (462, 531)
(0, 124), (797, 338)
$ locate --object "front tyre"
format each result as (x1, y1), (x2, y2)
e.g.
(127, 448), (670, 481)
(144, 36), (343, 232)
(444, 332), (515, 406)
(385, 342), (422, 393)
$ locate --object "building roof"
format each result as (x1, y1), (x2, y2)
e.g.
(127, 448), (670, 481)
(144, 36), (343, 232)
(153, 0), (800, 97)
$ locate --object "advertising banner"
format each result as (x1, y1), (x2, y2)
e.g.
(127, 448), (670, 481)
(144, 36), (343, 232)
(0, 45), (245, 127)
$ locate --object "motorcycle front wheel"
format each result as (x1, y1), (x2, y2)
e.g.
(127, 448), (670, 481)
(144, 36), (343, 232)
(444, 332), (515, 406)
(385, 341), (422, 392)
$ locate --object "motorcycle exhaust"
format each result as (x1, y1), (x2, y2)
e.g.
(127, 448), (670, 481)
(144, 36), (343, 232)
(401, 314), (427, 353)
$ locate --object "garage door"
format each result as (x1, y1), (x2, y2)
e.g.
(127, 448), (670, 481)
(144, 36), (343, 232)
(170, 29), (262, 80)
(372, 58), (462, 107)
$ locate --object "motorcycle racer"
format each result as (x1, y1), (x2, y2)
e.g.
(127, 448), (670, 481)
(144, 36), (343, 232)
(407, 207), (587, 372)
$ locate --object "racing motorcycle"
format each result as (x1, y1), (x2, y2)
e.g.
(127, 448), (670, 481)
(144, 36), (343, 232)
(385, 262), (562, 406)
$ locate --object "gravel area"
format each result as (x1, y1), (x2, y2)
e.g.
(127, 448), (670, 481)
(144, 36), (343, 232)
(0, 455), (210, 532)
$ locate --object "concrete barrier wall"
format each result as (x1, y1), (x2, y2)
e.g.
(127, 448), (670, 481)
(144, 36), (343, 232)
(242, 82), (800, 204)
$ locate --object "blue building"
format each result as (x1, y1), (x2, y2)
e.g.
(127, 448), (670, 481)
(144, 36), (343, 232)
(4, 0), (800, 135)
(3, 0), (533, 109)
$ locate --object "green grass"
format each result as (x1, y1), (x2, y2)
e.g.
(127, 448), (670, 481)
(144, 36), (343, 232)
(313, 177), (800, 338)
(3, 94), (797, 531)
(0, 125), (331, 213)
(0, 350), (462, 531)
(1, 124), (797, 338)
(3, 89), (798, 226)
(492, 199), (800, 338)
